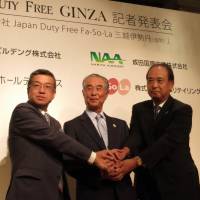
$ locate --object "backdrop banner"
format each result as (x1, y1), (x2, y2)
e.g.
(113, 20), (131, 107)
(0, 0), (200, 199)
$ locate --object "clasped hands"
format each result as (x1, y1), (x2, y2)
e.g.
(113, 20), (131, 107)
(94, 147), (139, 181)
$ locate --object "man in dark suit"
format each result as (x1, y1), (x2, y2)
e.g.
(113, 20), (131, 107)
(6, 69), (114, 200)
(110, 63), (200, 200)
(63, 74), (136, 200)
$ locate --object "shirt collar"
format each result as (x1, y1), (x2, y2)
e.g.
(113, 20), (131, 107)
(39, 109), (48, 116)
(153, 99), (167, 108)
(86, 109), (105, 120)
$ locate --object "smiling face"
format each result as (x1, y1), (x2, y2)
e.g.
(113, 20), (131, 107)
(82, 75), (108, 113)
(28, 74), (56, 111)
(147, 65), (174, 105)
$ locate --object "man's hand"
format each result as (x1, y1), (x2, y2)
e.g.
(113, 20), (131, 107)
(100, 160), (123, 180)
(105, 157), (139, 181)
(110, 147), (130, 160)
(94, 150), (116, 171)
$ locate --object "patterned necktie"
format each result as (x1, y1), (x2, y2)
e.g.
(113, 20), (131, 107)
(44, 113), (50, 125)
(96, 114), (108, 147)
(154, 105), (161, 120)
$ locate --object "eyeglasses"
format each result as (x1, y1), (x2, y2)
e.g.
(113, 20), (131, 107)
(30, 82), (55, 92)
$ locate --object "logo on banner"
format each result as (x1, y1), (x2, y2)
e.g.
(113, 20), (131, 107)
(108, 78), (131, 95)
(90, 52), (125, 68)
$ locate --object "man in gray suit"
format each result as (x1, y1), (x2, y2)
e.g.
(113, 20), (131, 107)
(6, 69), (114, 200)
(64, 74), (136, 200)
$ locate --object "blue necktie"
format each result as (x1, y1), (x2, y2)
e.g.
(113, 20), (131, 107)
(96, 114), (108, 147)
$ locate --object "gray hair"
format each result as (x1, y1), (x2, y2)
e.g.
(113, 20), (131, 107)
(82, 74), (109, 91)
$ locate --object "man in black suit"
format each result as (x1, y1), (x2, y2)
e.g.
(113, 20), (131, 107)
(6, 69), (114, 200)
(63, 74), (135, 200)
(110, 63), (200, 200)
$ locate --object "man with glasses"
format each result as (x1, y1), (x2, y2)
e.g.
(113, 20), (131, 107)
(6, 69), (114, 200)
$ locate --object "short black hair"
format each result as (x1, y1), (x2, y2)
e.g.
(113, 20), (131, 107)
(27, 69), (56, 91)
(146, 63), (174, 82)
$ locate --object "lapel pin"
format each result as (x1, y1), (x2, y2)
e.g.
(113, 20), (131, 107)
(113, 124), (117, 128)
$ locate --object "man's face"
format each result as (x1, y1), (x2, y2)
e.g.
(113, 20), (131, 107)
(147, 66), (174, 104)
(82, 76), (108, 113)
(28, 74), (56, 110)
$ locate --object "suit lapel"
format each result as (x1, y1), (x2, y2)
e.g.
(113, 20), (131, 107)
(28, 102), (49, 125)
(156, 96), (174, 122)
(143, 101), (156, 144)
(153, 96), (174, 139)
(140, 98), (174, 144)
(80, 112), (106, 149)
(105, 115), (120, 149)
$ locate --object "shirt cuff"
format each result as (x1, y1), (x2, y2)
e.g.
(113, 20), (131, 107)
(88, 151), (96, 164)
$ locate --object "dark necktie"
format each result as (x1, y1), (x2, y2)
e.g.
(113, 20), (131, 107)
(154, 105), (161, 120)
(96, 114), (108, 147)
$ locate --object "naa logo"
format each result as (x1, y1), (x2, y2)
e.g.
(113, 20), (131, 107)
(90, 52), (125, 67)
(108, 78), (131, 95)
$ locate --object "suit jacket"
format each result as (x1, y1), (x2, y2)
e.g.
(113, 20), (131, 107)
(126, 96), (200, 200)
(6, 102), (92, 200)
(63, 112), (136, 200)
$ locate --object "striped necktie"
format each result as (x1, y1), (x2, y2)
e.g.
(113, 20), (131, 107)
(96, 114), (108, 147)
(154, 105), (161, 120)
(44, 113), (50, 125)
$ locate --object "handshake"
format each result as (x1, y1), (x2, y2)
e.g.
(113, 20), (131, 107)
(94, 147), (142, 181)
